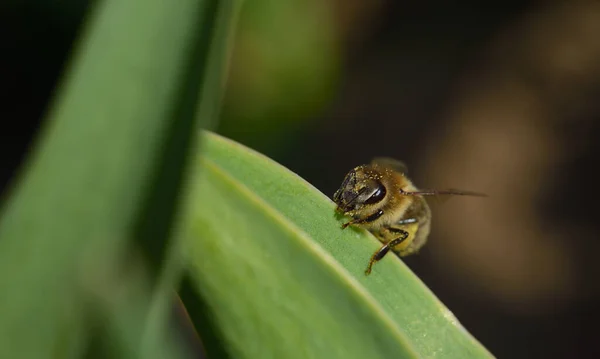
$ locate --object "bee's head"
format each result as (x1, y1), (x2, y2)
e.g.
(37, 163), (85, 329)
(333, 166), (387, 214)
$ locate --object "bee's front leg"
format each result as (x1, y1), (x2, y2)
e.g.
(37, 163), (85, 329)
(365, 226), (410, 275)
(341, 209), (384, 229)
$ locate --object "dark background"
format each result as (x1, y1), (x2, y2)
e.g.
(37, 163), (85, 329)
(3, 1), (600, 358)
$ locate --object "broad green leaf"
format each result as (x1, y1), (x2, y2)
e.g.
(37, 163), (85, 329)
(180, 131), (494, 359)
(0, 0), (238, 358)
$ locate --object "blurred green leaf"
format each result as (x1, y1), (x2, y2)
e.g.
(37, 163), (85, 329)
(218, 0), (340, 154)
(0, 0), (238, 357)
(180, 131), (494, 359)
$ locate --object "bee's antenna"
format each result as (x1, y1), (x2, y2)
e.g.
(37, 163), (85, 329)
(346, 187), (368, 204)
(401, 189), (488, 197)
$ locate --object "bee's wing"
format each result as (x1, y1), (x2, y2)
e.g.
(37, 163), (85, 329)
(371, 157), (409, 174)
(403, 188), (488, 205)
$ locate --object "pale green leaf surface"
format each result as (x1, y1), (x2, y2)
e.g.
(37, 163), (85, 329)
(181, 131), (494, 359)
(184, 156), (418, 359)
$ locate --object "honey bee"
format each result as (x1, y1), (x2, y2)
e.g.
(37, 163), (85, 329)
(333, 157), (486, 275)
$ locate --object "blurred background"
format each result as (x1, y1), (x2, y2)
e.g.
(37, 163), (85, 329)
(2, 1), (600, 358)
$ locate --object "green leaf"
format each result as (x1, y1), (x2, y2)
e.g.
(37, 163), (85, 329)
(180, 131), (494, 359)
(0, 0), (239, 358)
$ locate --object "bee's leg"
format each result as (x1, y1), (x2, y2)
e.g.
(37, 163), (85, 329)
(365, 227), (409, 275)
(341, 209), (384, 229)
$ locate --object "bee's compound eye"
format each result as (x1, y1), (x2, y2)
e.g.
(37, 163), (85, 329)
(363, 181), (386, 204)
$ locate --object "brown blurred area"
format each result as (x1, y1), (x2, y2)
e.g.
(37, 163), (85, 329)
(423, 1), (600, 310)
(2, 1), (600, 358)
